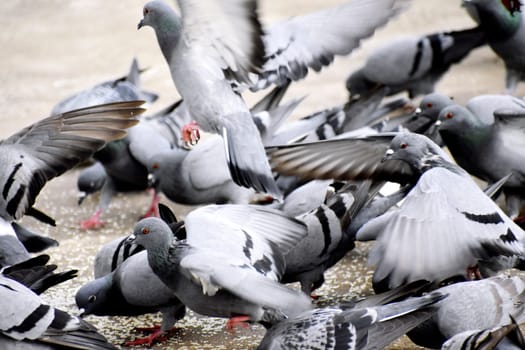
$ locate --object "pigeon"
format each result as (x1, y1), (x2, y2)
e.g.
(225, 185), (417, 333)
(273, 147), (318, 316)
(258, 284), (446, 350)
(126, 204), (312, 335)
(346, 27), (486, 98)
(0, 272), (117, 349)
(78, 101), (186, 229)
(267, 132), (525, 290)
(435, 94), (525, 219)
(0, 101), (143, 266)
(138, 0), (409, 198)
(462, 0), (525, 94)
(76, 250), (186, 347)
(407, 275), (525, 349)
(50, 58), (157, 115)
(441, 317), (525, 350)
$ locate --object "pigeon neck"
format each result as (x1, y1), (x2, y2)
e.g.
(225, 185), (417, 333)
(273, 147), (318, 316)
(155, 14), (182, 63)
(477, 4), (521, 40)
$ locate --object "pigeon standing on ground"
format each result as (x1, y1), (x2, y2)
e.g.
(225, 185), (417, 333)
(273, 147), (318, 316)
(127, 204), (312, 343)
(346, 27), (486, 98)
(0, 101), (144, 266)
(463, 0), (525, 94)
(267, 132), (525, 290)
(435, 94), (525, 219)
(258, 284), (445, 350)
(138, 0), (409, 198)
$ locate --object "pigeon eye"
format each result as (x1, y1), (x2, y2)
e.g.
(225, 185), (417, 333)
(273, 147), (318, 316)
(502, 0), (521, 15)
(445, 112), (454, 119)
(143, 7), (150, 16)
(426, 103), (433, 108)
(400, 143), (408, 149)
(88, 295), (96, 303)
(142, 227), (150, 235)
(152, 163), (159, 170)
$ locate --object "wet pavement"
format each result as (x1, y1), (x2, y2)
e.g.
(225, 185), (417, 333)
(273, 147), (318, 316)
(2, 1), (525, 349)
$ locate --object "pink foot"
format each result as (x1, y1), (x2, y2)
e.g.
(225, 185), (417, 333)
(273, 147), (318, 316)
(225, 315), (251, 334)
(466, 265), (482, 280)
(141, 189), (160, 218)
(80, 210), (105, 230)
(181, 121), (200, 147)
(125, 328), (167, 347)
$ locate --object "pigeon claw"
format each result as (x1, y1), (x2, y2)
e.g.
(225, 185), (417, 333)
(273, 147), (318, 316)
(181, 121), (201, 148)
(225, 315), (251, 334)
(466, 265), (482, 280)
(125, 325), (170, 347)
(80, 210), (105, 230)
(141, 189), (160, 218)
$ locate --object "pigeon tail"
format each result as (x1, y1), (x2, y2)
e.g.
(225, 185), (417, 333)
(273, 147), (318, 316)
(222, 114), (282, 199)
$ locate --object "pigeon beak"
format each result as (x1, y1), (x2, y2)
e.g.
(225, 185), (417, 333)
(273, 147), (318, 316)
(78, 308), (86, 318)
(435, 120), (442, 127)
(137, 19), (145, 30)
(414, 107), (422, 116)
(381, 149), (394, 163)
(77, 191), (87, 206)
(147, 173), (157, 188)
(126, 234), (137, 244)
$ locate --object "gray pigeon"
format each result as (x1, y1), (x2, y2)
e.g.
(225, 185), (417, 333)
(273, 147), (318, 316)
(127, 204), (312, 333)
(258, 286), (445, 350)
(408, 275), (525, 349)
(76, 251), (186, 347)
(435, 94), (525, 219)
(346, 27), (486, 98)
(138, 0), (409, 198)
(0, 264), (116, 349)
(463, 0), (525, 94)
(51, 58), (157, 115)
(0, 101), (143, 266)
(441, 317), (525, 350)
(267, 132), (525, 290)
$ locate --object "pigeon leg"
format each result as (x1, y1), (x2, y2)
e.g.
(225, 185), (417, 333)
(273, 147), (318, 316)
(225, 315), (251, 333)
(466, 265), (482, 280)
(125, 324), (172, 347)
(142, 189), (160, 218)
(181, 121), (200, 147)
(80, 209), (105, 230)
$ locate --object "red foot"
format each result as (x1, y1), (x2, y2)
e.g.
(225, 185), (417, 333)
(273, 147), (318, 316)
(225, 315), (251, 334)
(310, 294), (321, 300)
(142, 189), (160, 218)
(181, 121), (200, 146)
(125, 325), (171, 347)
(80, 210), (105, 230)
(466, 265), (482, 280)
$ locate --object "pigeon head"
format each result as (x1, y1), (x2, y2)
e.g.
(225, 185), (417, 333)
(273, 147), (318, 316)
(129, 217), (173, 251)
(138, 0), (182, 62)
(417, 93), (454, 122)
(383, 133), (444, 173)
(75, 275), (113, 317)
(77, 163), (106, 205)
(436, 105), (478, 136)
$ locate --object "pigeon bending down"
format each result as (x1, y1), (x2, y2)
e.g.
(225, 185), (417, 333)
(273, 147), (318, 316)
(267, 132), (525, 290)
(50, 58), (157, 115)
(258, 285), (446, 350)
(346, 26), (486, 98)
(0, 101), (143, 266)
(434, 94), (525, 219)
(138, 0), (409, 198)
(441, 317), (525, 350)
(407, 275), (525, 349)
(127, 204), (312, 334)
(0, 262), (116, 349)
(463, 0), (525, 94)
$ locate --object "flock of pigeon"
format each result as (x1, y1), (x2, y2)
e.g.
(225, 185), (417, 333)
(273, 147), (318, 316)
(3, 0), (525, 349)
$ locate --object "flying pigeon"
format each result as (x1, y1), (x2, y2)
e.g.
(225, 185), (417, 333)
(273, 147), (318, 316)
(267, 132), (525, 290)
(463, 0), (525, 94)
(0, 101), (144, 265)
(137, 0), (409, 198)
(346, 27), (486, 98)
(435, 94), (525, 219)
(126, 204), (312, 341)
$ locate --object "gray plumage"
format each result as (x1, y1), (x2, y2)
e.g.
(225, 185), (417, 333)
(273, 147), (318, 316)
(0, 101), (143, 265)
(127, 204), (312, 325)
(435, 94), (525, 218)
(408, 275), (525, 349)
(268, 132), (525, 289)
(51, 58), (157, 115)
(346, 27), (486, 98)
(463, 0), (525, 94)
(258, 288), (445, 350)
